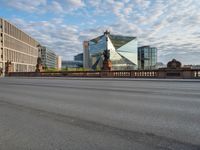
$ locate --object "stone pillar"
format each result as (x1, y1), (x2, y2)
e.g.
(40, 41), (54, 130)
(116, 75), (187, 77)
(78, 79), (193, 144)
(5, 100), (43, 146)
(0, 67), (3, 77)
(35, 57), (43, 72)
(158, 59), (194, 79)
(102, 59), (112, 71)
(5, 61), (12, 76)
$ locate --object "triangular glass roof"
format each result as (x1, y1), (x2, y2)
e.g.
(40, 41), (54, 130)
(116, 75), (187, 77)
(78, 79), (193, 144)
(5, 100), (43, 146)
(90, 35), (104, 44)
(109, 35), (136, 49)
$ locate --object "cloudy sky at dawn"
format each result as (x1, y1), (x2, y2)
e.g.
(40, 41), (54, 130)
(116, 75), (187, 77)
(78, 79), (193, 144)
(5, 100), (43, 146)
(1, 0), (200, 64)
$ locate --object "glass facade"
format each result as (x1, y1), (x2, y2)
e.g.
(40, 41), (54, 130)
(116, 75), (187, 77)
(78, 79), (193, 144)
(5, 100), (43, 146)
(138, 46), (157, 70)
(74, 53), (83, 62)
(84, 32), (138, 70)
(89, 35), (107, 54)
(62, 61), (83, 68)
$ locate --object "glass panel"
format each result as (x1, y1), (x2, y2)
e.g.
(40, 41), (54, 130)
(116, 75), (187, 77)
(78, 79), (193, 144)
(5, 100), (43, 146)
(109, 35), (135, 50)
(117, 38), (138, 53)
(89, 35), (106, 54)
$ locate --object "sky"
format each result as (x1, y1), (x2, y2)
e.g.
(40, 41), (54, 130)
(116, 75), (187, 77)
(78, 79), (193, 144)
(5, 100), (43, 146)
(0, 0), (200, 64)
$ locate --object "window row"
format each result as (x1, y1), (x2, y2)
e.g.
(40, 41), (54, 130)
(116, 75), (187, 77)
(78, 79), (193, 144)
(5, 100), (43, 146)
(15, 64), (35, 72)
(3, 20), (38, 47)
(4, 35), (38, 56)
(4, 49), (37, 65)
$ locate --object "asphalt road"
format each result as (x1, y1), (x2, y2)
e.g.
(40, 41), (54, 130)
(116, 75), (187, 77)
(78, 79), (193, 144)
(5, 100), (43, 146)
(0, 77), (200, 150)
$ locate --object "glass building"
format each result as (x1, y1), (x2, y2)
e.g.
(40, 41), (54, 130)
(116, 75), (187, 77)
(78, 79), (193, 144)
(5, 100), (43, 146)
(138, 46), (157, 70)
(74, 53), (83, 62)
(62, 60), (83, 69)
(83, 31), (138, 70)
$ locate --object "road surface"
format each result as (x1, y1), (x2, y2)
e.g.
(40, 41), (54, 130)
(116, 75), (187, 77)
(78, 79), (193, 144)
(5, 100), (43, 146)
(0, 77), (200, 150)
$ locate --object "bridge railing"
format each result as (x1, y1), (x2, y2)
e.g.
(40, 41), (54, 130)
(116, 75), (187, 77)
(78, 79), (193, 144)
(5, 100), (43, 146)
(7, 69), (200, 79)
(8, 70), (159, 78)
(192, 70), (200, 78)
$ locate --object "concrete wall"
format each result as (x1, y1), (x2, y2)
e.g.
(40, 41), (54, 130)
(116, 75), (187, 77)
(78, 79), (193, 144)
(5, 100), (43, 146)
(0, 18), (39, 75)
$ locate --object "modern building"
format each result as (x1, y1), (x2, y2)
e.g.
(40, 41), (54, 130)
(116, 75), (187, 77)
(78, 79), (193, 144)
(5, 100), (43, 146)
(62, 60), (83, 69)
(83, 31), (138, 70)
(38, 46), (57, 69)
(0, 18), (39, 75)
(56, 56), (62, 70)
(74, 53), (83, 62)
(138, 46), (157, 70)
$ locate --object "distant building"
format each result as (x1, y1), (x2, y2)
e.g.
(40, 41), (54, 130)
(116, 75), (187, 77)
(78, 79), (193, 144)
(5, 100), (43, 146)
(0, 18), (39, 75)
(62, 60), (83, 69)
(83, 31), (138, 70)
(191, 65), (200, 69)
(138, 46), (157, 70)
(56, 56), (62, 70)
(155, 62), (166, 69)
(183, 65), (200, 69)
(38, 46), (57, 69)
(74, 53), (83, 62)
(83, 41), (90, 69)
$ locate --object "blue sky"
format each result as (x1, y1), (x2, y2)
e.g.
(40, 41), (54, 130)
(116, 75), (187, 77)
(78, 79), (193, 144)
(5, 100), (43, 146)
(1, 0), (200, 64)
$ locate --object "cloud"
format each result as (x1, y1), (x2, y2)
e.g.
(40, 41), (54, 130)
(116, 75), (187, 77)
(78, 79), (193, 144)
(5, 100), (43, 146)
(11, 17), (81, 60)
(3, 0), (47, 13)
(3, 0), (200, 64)
(2, 0), (85, 14)
(65, 0), (85, 8)
(48, 1), (64, 13)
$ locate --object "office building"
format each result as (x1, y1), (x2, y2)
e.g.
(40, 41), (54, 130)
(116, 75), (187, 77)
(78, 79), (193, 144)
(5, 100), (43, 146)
(138, 46), (157, 70)
(56, 56), (62, 70)
(62, 60), (83, 69)
(83, 41), (89, 68)
(0, 18), (39, 75)
(74, 53), (83, 62)
(38, 46), (57, 69)
(83, 31), (138, 70)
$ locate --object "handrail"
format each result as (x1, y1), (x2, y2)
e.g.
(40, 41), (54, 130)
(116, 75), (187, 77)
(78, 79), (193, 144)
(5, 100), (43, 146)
(7, 69), (200, 79)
